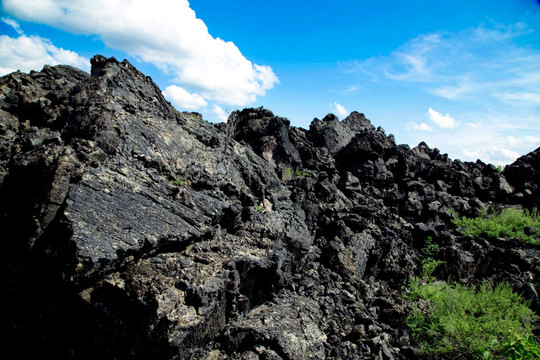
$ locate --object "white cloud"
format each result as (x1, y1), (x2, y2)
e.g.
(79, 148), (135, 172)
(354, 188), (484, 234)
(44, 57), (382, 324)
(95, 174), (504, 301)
(2, 17), (23, 34)
(463, 146), (520, 164)
(330, 102), (349, 117)
(0, 33), (90, 75)
(406, 122), (433, 132)
(348, 22), (539, 165)
(352, 23), (540, 106)
(506, 136), (518, 146)
(465, 122), (481, 129)
(379, 33), (441, 82)
(430, 81), (475, 100)
(526, 136), (540, 145)
(495, 92), (540, 106)
(211, 104), (229, 122)
(3, 0), (278, 106)
(162, 85), (207, 110)
(426, 108), (457, 129)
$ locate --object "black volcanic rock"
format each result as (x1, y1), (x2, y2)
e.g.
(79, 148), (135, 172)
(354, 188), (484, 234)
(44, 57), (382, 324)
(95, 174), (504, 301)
(2, 56), (539, 360)
(504, 147), (540, 209)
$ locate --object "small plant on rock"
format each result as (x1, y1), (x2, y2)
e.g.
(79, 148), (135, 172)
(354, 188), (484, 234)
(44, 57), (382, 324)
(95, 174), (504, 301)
(294, 169), (311, 177)
(171, 178), (186, 187)
(282, 167), (293, 181)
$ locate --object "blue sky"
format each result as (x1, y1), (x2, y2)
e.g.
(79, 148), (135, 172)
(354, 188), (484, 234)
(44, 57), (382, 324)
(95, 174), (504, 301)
(1, 0), (539, 165)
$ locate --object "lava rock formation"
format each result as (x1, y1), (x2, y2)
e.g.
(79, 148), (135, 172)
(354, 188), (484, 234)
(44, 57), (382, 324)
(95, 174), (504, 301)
(2, 56), (539, 359)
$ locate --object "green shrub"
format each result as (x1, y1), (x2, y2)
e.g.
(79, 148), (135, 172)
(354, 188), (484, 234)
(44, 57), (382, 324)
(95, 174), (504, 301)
(500, 334), (540, 360)
(420, 236), (445, 279)
(405, 279), (538, 359)
(453, 207), (540, 245)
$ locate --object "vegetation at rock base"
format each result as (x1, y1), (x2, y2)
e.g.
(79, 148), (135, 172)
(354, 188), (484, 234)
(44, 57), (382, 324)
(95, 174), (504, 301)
(405, 279), (539, 359)
(406, 238), (540, 359)
(452, 207), (540, 245)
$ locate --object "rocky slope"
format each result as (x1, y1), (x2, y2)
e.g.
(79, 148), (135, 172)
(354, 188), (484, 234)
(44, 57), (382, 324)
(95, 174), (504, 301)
(2, 56), (539, 359)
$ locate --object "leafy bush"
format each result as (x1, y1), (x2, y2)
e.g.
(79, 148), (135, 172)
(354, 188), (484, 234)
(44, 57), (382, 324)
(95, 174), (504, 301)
(420, 236), (445, 279)
(405, 279), (538, 359)
(453, 207), (540, 245)
(500, 334), (540, 360)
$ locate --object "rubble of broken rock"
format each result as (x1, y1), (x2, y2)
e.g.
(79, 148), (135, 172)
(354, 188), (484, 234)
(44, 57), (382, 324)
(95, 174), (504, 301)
(2, 55), (539, 359)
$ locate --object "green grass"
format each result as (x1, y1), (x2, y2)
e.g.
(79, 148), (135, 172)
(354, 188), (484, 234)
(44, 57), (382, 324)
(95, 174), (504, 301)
(405, 279), (539, 359)
(453, 207), (540, 245)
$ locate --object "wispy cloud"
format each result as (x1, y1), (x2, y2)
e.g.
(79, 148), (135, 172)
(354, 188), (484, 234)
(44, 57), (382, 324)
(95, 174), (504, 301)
(351, 23), (540, 102)
(494, 92), (540, 106)
(2, 16), (23, 34)
(0, 18), (89, 75)
(406, 122), (433, 132)
(3, 0), (278, 107)
(348, 22), (540, 164)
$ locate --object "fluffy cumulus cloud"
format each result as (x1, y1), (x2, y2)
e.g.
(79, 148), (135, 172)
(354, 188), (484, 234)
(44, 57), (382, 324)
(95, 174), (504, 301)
(211, 104), (229, 122)
(162, 85), (207, 110)
(0, 19), (90, 75)
(426, 108), (457, 129)
(330, 102), (349, 118)
(3, 0), (278, 107)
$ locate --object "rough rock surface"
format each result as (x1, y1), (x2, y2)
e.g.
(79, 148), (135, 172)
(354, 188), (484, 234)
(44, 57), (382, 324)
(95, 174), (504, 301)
(2, 56), (539, 359)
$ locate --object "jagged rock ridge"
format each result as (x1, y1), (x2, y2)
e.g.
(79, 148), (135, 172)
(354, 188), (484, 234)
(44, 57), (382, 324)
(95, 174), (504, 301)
(2, 56), (539, 359)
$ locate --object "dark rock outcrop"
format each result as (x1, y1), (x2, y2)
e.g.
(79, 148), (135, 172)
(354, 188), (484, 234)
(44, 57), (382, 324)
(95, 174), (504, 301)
(2, 56), (539, 359)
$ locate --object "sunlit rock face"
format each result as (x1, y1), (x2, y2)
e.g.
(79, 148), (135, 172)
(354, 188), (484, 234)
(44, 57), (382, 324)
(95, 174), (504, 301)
(2, 55), (539, 359)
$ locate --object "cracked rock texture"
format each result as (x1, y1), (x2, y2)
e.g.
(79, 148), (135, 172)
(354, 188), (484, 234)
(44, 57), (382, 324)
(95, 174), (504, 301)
(2, 56), (539, 359)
